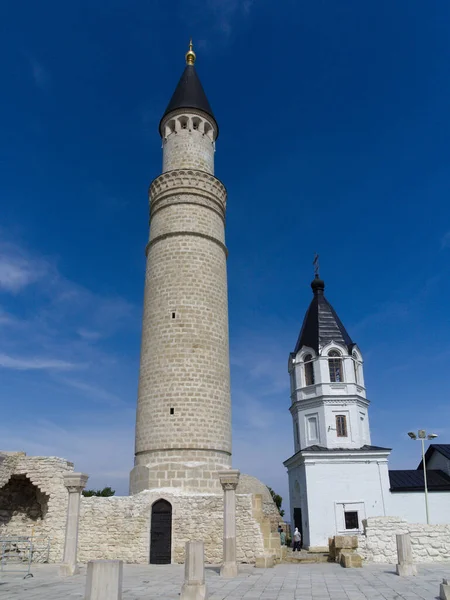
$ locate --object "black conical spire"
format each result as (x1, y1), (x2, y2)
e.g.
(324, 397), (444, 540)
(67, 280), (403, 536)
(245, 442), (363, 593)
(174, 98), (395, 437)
(159, 41), (218, 136)
(293, 274), (354, 354)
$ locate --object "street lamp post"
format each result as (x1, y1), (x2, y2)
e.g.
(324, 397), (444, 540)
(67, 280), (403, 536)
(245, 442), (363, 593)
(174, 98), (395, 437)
(407, 430), (438, 525)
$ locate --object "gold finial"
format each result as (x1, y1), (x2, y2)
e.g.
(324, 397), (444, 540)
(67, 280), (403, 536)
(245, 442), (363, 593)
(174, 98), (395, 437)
(185, 38), (196, 65)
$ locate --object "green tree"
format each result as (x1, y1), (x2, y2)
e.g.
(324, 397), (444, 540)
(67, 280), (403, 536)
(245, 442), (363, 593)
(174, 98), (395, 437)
(82, 486), (116, 497)
(267, 486), (285, 517)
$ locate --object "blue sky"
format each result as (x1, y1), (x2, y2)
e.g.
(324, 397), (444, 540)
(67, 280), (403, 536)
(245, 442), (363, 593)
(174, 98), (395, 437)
(1, 0), (450, 510)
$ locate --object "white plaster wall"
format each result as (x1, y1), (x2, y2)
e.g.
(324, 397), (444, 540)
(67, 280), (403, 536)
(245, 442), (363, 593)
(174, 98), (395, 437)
(303, 459), (390, 548)
(322, 401), (371, 449)
(287, 464), (310, 547)
(427, 452), (450, 476)
(292, 399), (371, 451)
(389, 491), (450, 524)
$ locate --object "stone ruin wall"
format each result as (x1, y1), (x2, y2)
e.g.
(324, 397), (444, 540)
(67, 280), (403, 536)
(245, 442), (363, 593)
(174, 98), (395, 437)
(0, 452), (74, 562)
(78, 491), (265, 564)
(0, 454), (276, 564)
(358, 516), (450, 563)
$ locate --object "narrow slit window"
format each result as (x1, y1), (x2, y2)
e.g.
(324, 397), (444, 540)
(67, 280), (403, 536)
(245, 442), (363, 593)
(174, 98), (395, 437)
(336, 415), (348, 437)
(171, 312), (176, 319)
(170, 407), (174, 415)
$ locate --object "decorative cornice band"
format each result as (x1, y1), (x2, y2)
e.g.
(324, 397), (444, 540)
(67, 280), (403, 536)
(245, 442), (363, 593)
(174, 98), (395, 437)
(146, 231), (228, 258)
(135, 448), (231, 457)
(150, 169), (227, 216)
(151, 198), (225, 223)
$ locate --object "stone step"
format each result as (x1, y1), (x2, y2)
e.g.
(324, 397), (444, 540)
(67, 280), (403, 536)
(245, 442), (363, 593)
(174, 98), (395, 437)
(283, 550), (330, 564)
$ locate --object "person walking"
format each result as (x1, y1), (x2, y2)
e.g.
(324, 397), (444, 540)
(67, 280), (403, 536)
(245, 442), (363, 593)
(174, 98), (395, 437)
(293, 527), (301, 551)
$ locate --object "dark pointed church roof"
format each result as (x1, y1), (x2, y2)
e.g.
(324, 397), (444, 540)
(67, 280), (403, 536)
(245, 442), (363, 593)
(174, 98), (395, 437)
(293, 276), (354, 354)
(159, 43), (217, 136)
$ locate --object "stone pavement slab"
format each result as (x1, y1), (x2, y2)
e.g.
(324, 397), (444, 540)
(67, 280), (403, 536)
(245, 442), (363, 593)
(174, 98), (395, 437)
(0, 562), (449, 600)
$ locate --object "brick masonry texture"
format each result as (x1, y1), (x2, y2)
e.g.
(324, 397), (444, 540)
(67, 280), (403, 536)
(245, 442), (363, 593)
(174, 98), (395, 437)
(78, 491), (265, 564)
(0, 452), (272, 564)
(0, 103), (284, 566)
(162, 114), (215, 174)
(357, 517), (450, 563)
(133, 109), (232, 493)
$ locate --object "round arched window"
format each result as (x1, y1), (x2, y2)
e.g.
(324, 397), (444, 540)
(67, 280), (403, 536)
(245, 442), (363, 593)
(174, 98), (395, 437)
(328, 350), (343, 382)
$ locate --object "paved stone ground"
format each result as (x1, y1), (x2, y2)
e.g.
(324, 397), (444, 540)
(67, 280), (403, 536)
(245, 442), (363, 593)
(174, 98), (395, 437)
(0, 562), (448, 600)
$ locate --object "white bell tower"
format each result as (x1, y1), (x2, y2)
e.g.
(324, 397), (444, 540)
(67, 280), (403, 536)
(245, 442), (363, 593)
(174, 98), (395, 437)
(284, 270), (391, 551)
(288, 275), (371, 453)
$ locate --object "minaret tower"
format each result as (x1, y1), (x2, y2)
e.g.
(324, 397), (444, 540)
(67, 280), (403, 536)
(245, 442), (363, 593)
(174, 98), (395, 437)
(130, 42), (232, 494)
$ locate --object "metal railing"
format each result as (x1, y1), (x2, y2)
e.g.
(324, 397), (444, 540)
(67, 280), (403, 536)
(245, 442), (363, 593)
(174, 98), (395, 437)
(0, 535), (50, 578)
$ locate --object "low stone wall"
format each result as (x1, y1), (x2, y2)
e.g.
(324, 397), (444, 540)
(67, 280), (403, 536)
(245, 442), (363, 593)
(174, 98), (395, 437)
(358, 517), (450, 563)
(78, 490), (264, 564)
(0, 453), (272, 565)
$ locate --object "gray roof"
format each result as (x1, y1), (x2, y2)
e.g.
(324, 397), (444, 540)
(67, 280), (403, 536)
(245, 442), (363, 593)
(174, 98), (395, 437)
(301, 445), (391, 453)
(418, 444), (450, 469)
(159, 64), (217, 136)
(284, 445), (391, 464)
(389, 469), (450, 492)
(294, 276), (354, 354)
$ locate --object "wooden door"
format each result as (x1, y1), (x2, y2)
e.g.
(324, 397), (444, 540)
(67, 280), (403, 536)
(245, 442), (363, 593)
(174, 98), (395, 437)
(150, 500), (172, 564)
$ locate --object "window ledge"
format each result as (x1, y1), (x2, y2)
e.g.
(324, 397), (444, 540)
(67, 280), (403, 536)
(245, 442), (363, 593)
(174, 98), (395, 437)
(337, 529), (362, 535)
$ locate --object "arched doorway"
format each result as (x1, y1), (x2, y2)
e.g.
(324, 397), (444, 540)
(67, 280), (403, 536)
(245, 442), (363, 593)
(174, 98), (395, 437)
(150, 499), (172, 564)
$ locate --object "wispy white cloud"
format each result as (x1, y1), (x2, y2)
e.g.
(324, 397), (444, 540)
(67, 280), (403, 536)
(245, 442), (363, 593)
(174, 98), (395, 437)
(0, 416), (135, 495)
(0, 237), (138, 405)
(77, 328), (103, 341)
(0, 353), (79, 371)
(58, 378), (125, 407)
(30, 58), (51, 90)
(0, 243), (49, 292)
(231, 329), (289, 396)
(0, 308), (18, 326)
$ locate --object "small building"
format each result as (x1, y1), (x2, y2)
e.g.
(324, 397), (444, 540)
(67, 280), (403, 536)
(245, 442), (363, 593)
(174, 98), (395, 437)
(284, 276), (450, 549)
(389, 445), (450, 524)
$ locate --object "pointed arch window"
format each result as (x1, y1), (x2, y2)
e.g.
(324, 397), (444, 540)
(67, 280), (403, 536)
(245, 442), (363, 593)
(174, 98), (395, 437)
(303, 354), (315, 386)
(328, 350), (343, 383)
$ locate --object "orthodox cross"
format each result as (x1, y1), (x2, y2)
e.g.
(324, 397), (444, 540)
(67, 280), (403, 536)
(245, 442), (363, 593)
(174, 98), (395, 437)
(313, 253), (320, 277)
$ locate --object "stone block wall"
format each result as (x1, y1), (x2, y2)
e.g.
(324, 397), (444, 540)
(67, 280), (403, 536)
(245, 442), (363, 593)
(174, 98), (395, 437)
(358, 516), (450, 563)
(78, 490), (264, 564)
(0, 452), (74, 562)
(0, 453), (274, 565)
(133, 165), (232, 494)
(163, 116), (215, 174)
